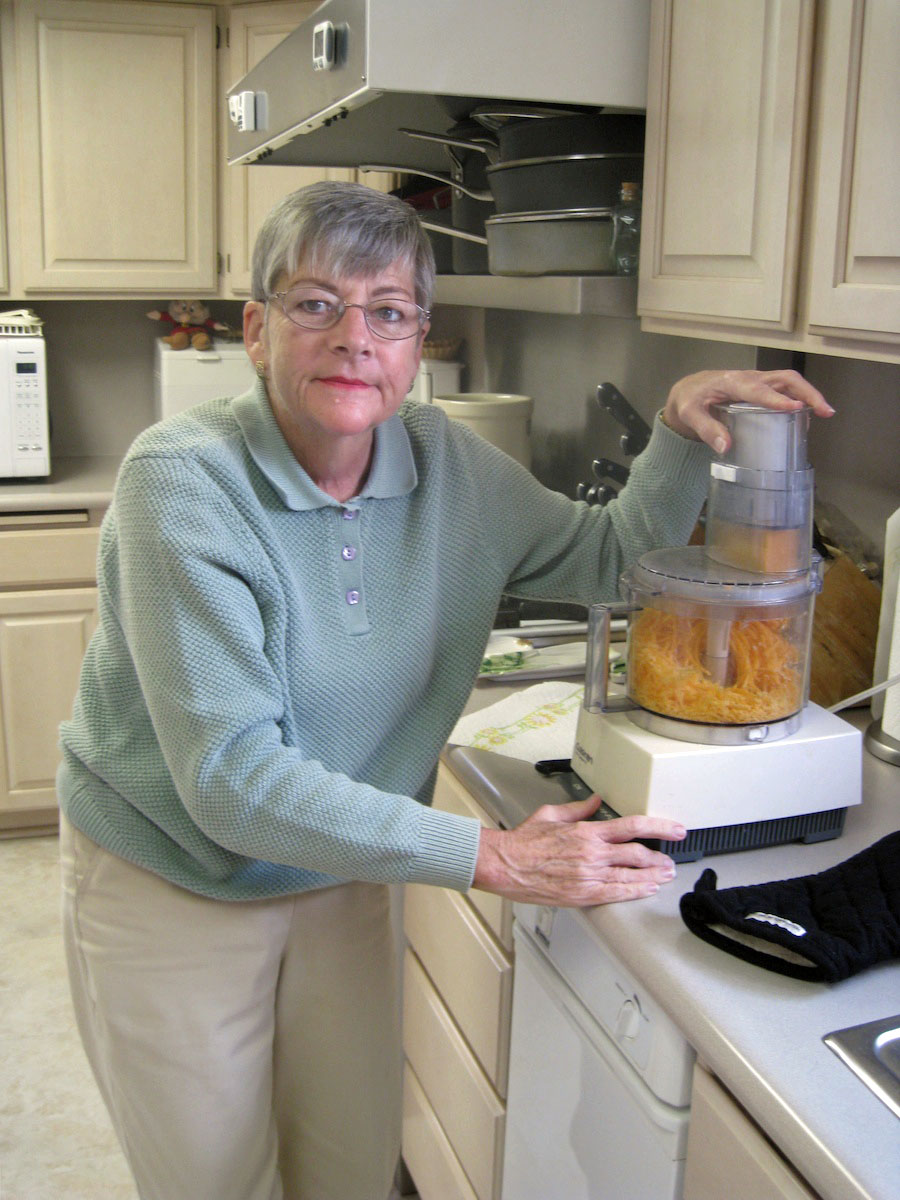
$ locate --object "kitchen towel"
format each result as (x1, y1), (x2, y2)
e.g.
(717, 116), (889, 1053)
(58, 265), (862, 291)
(448, 681), (584, 764)
(679, 831), (900, 982)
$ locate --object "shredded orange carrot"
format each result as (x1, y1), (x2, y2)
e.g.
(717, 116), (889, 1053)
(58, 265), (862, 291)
(629, 608), (804, 724)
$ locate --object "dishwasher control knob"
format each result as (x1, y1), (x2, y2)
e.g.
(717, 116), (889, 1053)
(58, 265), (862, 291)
(615, 997), (641, 1041)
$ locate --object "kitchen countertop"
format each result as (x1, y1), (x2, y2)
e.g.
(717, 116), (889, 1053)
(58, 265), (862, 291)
(0, 455), (119, 511)
(445, 681), (899, 1200)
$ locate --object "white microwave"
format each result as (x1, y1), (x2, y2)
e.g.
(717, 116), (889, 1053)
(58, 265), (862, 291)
(0, 334), (50, 479)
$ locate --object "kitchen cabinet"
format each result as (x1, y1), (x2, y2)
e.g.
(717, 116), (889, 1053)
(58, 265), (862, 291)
(638, 0), (900, 363)
(0, 73), (7, 295)
(683, 1063), (818, 1200)
(11, 0), (217, 294)
(0, 511), (101, 836)
(402, 761), (513, 1200)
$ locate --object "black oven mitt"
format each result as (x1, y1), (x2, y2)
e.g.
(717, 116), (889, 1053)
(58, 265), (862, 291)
(679, 832), (900, 982)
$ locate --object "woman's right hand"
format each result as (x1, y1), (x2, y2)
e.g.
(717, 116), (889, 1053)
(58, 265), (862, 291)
(471, 792), (685, 907)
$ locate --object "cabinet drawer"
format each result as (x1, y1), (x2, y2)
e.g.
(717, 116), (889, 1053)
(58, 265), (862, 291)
(0, 526), (99, 586)
(404, 883), (512, 1094)
(434, 763), (513, 950)
(404, 948), (504, 1200)
(684, 1064), (818, 1200)
(403, 1063), (478, 1200)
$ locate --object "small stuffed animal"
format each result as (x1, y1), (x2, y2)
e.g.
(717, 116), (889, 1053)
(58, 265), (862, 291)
(147, 299), (228, 351)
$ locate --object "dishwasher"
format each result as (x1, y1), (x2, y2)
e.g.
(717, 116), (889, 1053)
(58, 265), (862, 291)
(501, 902), (695, 1200)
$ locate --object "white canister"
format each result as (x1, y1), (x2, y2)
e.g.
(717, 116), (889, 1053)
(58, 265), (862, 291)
(432, 392), (533, 468)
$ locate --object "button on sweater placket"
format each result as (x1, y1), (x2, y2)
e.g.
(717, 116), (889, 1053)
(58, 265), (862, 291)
(337, 507), (368, 633)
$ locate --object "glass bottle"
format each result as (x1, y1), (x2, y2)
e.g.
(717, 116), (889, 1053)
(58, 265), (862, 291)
(612, 181), (641, 276)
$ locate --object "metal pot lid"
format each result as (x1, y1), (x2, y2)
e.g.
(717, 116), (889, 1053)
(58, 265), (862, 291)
(486, 207), (614, 226)
(469, 103), (595, 131)
(624, 546), (822, 604)
(488, 152), (644, 173)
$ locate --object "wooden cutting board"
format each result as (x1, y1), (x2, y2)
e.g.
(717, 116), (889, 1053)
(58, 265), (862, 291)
(809, 552), (882, 708)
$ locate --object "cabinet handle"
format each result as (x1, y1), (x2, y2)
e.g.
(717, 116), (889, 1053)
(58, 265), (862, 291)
(0, 510), (89, 528)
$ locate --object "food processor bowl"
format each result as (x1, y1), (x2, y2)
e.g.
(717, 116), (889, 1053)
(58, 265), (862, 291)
(585, 547), (823, 745)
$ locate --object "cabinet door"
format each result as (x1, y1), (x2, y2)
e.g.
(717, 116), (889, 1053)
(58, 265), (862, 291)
(638, 0), (814, 329)
(224, 2), (356, 297)
(0, 62), (7, 295)
(15, 0), (216, 293)
(0, 588), (98, 832)
(805, 0), (900, 342)
(684, 1063), (817, 1200)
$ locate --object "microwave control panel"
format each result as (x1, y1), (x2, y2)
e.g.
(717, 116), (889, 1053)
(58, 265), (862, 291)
(0, 337), (50, 478)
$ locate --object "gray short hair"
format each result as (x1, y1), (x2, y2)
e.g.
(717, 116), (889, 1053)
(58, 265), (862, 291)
(251, 180), (436, 311)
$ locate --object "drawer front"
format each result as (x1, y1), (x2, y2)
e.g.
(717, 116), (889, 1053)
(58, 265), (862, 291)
(404, 882), (512, 1093)
(403, 949), (504, 1200)
(0, 526), (100, 586)
(403, 1063), (478, 1200)
(434, 763), (513, 950)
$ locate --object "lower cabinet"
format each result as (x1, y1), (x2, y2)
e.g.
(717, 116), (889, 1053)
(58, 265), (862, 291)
(0, 515), (100, 836)
(402, 762), (514, 1200)
(683, 1063), (819, 1200)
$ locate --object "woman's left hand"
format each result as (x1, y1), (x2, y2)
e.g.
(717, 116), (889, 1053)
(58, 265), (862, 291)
(662, 368), (835, 454)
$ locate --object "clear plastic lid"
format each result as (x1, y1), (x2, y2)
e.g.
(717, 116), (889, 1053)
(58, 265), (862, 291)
(623, 546), (822, 607)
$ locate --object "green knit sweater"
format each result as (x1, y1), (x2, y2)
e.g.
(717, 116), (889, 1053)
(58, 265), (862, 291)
(58, 382), (712, 900)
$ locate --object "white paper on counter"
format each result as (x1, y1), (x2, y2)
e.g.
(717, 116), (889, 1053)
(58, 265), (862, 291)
(448, 680), (584, 763)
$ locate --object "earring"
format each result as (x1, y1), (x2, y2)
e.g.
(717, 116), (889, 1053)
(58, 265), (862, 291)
(255, 361), (267, 379)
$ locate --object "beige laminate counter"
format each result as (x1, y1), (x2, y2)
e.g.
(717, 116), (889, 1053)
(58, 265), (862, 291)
(447, 680), (900, 1200)
(0, 456), (119, 511)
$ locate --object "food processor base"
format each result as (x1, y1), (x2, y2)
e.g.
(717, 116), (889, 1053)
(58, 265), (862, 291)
(572, 702), (862, 861)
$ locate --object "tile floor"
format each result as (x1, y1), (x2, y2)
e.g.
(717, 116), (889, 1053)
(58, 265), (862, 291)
(0, 832), (138, 1200)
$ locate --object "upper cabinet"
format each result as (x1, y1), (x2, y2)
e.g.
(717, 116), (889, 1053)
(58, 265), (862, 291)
(804, 0), (900, 343)
(0, 66), (8, 295)
(13, 0), (217, 293)
(638, 0), (900, 362)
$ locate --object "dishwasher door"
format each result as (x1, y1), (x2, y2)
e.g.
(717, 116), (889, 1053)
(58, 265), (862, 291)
(501, 924), (689, 1200)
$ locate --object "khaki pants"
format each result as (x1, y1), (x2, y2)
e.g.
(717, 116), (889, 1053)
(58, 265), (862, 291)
(60, 815), (402, 1200)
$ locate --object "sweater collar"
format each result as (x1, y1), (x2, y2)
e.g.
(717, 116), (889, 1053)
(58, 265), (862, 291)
(231, 381), (418, 510)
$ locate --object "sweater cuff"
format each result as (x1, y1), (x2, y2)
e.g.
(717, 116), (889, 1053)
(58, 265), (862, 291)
(408, 803), (482, 891)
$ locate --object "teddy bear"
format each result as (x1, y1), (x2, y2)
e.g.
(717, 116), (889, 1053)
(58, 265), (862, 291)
(147, 299), (229, 351)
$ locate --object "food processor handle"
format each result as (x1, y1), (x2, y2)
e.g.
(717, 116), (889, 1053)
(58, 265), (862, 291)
(584, 601), (638, 714)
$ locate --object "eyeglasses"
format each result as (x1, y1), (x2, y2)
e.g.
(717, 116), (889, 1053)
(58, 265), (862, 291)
(268, 286), (430, 341)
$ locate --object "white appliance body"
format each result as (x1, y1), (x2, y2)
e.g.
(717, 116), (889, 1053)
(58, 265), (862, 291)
(502, 904), (693, 1200)
(0, 336), (50, 478)
(154, 340), (256, 420)
(572, 702), (863, 828)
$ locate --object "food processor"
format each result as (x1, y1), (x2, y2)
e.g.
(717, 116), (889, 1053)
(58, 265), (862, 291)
(572, 403), (862, 862)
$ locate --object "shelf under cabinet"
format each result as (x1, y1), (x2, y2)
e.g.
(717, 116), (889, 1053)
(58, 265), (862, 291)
(434, 274), (638, 316)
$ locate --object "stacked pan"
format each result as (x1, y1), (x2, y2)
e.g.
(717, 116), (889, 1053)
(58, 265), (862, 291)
(393, 110), (645, 276)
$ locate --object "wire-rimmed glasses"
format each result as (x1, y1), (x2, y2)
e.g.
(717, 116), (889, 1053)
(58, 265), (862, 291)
(268, 286), (430, 341)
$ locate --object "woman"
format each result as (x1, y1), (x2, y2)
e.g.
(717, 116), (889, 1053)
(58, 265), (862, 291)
(59, 181), (833, 1200)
